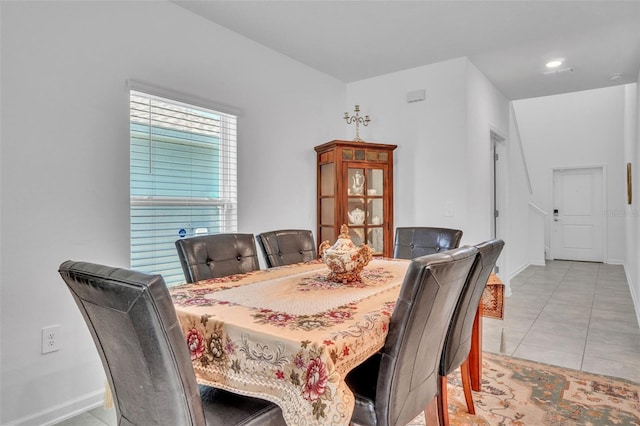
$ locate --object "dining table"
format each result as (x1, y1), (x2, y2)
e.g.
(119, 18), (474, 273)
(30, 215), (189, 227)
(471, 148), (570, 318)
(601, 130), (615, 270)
(169, 258), (409, 425)
(168, 258), (495, 426)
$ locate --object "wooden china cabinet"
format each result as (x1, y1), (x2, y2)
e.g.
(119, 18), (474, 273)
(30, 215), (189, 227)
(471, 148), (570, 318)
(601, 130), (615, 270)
(315, 140), (397, 257)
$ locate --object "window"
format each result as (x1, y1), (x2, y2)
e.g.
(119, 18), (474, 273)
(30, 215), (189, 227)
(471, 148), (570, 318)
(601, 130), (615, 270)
(130, 90), (237, 285)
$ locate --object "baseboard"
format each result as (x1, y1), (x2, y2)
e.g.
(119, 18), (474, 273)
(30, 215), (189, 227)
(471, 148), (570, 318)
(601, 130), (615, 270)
(509, 262), (529, 281)
(606, 258), (624, 265)
(2, 389), (104, 426)
(623, 264), (640, 328)
(503, 262), (531, 298)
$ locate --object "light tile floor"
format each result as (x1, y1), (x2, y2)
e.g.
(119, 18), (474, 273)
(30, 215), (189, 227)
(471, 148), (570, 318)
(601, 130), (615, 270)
(483, 260), (640, 382)
(56, 260), (640, 425)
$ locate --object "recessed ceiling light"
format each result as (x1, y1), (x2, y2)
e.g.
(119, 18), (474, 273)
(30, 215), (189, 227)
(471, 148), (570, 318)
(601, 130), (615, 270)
(609, 73), (623, 81)
(546, 60), (563, 68)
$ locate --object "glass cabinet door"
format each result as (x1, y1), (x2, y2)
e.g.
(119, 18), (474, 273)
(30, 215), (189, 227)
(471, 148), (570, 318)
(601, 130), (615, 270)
(319, 163), (336, 243)
(346, 166), (385, 255)
(346, 168), (366, 246)
(366, 168), (385, 254)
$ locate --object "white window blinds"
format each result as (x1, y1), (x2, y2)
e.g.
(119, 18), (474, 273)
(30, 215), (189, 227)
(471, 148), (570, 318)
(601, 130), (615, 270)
(130, 90), (237, 285)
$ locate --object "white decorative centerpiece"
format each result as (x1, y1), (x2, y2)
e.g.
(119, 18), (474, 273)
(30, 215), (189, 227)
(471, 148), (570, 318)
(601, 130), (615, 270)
(318, 225), (373, 284)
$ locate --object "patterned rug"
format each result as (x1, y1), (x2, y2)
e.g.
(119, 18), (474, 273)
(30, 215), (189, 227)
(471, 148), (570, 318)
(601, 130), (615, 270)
(408, 352), (640, 426)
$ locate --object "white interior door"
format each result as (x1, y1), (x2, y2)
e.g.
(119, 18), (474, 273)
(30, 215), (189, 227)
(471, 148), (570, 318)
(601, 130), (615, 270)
(552, 167), (604, 262)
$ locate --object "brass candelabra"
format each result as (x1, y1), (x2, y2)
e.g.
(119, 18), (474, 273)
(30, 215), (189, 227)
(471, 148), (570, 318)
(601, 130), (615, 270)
(343, 105), (370, 142)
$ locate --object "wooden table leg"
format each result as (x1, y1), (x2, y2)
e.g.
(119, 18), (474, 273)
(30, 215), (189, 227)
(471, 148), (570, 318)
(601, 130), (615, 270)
(469, 305), (482, 391)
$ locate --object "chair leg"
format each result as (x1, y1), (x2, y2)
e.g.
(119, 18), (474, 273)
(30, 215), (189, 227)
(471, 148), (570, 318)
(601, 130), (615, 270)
(469, 307), (483, 391)
(436, 375), (449, 426)
(460, 358), (476, 414)
(424, 396), (439, 426)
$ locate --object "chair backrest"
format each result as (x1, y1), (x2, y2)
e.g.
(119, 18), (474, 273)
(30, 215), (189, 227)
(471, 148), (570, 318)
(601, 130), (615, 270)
(376, 246), (478, 426)
(175, 233), (260, 283)
(257, 229), (317, 268)
(58, 261), (206, 426)
(393, 227), (463, 259)
(440, 239), (505, 376)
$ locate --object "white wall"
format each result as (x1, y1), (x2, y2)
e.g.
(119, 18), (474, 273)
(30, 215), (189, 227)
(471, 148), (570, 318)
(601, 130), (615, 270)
(506, 105), (536, 277)
(512, 86), (628, 265)
(0, 1), (344, 424)
(626, 75), (640, 325)
(345, 58), (510, 238)
(345, 58), (516, 283)
(345, 58), (468, 231)
(464, 61), (510, 244)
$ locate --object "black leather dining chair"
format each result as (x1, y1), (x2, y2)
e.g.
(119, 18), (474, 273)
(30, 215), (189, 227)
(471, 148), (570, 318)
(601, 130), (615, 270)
(58, 260), (286, 426)
(344, 246), (479, 426)
(257, 229), (317, 268)
(175, 233), (260, 283)
(437, 239), (505, 426)
(393, 227), (463, 260)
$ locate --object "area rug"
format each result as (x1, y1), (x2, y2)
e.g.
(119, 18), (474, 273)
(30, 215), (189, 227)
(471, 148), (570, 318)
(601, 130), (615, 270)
(407, 352), (640, 426)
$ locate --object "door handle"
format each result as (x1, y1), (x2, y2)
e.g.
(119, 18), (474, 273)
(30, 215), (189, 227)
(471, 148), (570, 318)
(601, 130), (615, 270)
(553, 209), (559, 222)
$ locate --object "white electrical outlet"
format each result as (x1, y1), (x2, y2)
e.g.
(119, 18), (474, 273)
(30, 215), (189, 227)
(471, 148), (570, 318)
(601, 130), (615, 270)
(42, 325), (61, 354)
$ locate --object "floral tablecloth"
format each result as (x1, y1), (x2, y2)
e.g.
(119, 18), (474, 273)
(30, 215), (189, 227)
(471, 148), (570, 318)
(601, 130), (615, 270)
(169, 258), (411, 426)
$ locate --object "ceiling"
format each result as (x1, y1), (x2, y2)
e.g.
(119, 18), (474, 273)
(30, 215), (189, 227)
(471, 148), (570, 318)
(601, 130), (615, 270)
(173, 1), (640, 100)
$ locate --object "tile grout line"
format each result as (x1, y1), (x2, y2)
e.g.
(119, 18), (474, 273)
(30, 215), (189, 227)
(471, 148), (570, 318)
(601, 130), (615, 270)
(509, 264), (568, 356)
(579, 263), (599, 370)
(91, 412), (111, 426)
